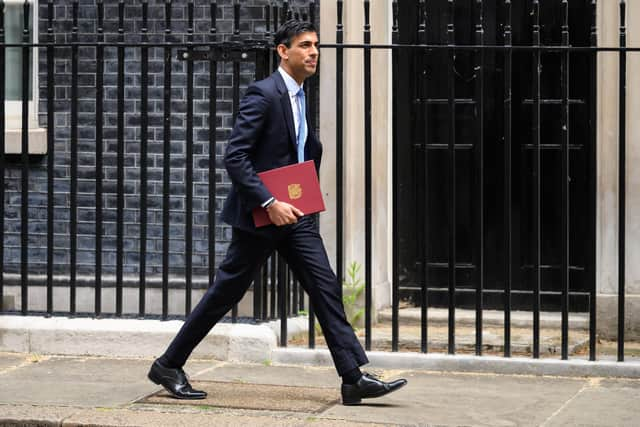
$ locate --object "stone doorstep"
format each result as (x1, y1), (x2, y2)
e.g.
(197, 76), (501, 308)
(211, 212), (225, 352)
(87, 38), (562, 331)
(378, 307), (590, 330)
(365, 324), (591, 355)
(370, 336), (588, 356)
(291, 327), (589, 357)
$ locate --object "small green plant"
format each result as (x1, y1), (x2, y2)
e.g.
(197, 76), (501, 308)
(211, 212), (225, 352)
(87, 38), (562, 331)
(342, 261), (365, 329)
(313, 261), (366, 336)
(27, 353), (43, 363)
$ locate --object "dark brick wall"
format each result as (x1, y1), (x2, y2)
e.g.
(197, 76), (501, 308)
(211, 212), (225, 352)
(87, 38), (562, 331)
(3, 0), (317, 284)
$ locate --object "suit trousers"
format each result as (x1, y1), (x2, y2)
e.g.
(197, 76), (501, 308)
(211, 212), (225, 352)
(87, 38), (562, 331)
(161, 216), (369, 376)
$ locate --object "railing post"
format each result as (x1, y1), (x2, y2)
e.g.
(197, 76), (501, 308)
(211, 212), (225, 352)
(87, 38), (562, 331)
(116, 0), (125, 317)
(282, 1), (290, 22)
(208, 1), (218, 290)
(278, 255), (287, 346)
(306, 0), (316, 341)
(363, 0), (372, 352)
(70, 0), (79, 316)
(162, 0), (173, 320)
(588, 0), (597, 363)
(231, 0), (240, 323)
(185, 0), (195, 317)
(417, 0), (428, 355)
(503, 0), (513, 359)
(335, 0), (344, 307)
(138, 0), (149, 318)
(618, 0), (626, 363)
(474, 0), (485, 357)
(20, 0), (30, 315)
(531, 0), (541, 359)
(446, 0), (456, 355)
(95, 0), (104, 317)
(46, 0), (54, 316)
(560, 0), (570, 361)
(0, 0), (5, 313)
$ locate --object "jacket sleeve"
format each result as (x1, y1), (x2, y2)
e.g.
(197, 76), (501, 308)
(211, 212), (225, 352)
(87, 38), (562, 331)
(224, 84), (273, 211)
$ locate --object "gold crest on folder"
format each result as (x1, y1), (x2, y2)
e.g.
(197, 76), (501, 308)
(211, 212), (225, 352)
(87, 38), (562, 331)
(288, 183), (302, 200)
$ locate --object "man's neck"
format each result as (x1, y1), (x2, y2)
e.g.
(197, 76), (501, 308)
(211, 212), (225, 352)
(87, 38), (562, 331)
(279, 64), (304, 86)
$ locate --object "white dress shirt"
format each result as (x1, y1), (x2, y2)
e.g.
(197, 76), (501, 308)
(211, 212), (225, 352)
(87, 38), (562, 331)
(261, 68), (306, 209)
(278, 66), (304, 138)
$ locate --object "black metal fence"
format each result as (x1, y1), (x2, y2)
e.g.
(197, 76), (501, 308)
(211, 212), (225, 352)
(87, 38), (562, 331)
(0, 0), (637, 363)
(0, 0), (316, 327)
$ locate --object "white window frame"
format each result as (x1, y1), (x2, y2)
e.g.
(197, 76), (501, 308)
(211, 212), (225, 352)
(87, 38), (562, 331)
(3, 0), (44, 154)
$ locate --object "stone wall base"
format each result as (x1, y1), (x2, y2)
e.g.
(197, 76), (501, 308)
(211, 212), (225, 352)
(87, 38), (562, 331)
(597, 294), (640, 340)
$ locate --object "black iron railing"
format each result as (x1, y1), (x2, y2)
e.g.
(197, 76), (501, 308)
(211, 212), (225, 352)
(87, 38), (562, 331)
(0, 0), (637, 363)
(0, 1), (313, 326)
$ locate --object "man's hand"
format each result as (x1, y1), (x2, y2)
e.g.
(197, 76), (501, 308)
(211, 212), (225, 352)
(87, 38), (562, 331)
(266, 201), (304, 226)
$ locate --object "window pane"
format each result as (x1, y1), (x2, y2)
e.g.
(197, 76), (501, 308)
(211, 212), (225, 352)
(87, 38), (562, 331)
(4, 4), (33, 101)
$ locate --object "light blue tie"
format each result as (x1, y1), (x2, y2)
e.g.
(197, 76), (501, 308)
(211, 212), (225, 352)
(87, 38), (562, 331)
(296, 88), (307, 163)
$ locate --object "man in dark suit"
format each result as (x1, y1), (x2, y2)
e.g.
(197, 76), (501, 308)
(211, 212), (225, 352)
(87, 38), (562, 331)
(148, 20), (406, 406)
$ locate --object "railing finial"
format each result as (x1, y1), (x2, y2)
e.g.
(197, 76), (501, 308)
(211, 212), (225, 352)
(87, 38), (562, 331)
(392, 0), (399, 34)
(233, 0), (240, 36)
(364, 0), (370, 29)
(210, 1), (217, 35)
(419, 0), (426, 35)
(165, 0), (172, 35)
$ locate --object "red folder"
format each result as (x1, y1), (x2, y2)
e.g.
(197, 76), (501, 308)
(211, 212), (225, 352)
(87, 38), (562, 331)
(252, 160), (326, 227)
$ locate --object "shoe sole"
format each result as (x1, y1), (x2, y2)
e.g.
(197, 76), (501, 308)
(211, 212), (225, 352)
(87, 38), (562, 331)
(342, 381), (407, 406)
(147, 371), (207, 400)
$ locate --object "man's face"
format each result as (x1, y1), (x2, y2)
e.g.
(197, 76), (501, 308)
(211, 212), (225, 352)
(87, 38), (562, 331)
(278, 31), (319, 83)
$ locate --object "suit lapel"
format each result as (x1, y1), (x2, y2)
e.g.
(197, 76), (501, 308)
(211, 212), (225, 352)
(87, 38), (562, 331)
(273, 71), (298, 151)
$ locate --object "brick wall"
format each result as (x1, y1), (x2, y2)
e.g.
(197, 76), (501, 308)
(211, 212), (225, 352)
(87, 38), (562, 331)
(3, 0), (317, 287)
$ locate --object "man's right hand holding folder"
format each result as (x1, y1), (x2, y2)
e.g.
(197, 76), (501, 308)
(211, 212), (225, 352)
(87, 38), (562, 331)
(265, 200), (304, 226)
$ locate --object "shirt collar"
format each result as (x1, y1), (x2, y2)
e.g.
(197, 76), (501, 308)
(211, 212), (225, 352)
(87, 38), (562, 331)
(278, 66), (303, 95)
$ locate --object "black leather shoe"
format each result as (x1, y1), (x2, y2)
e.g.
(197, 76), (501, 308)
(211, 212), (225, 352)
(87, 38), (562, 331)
(341, 372), (407, 405)
(147, 359), (207, 400)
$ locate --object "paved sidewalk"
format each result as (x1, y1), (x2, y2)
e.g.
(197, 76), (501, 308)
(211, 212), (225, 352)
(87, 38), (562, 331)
(0, 352), (639, 427)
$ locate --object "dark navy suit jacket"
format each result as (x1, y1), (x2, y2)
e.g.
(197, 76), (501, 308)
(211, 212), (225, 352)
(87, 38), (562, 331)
(220, 71), (322, 232)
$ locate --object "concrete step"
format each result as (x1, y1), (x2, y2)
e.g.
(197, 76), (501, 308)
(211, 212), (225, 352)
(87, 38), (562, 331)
(378, 307), (589, 330)
(366, 325), (589, 356)
(292, 322), (590, 357)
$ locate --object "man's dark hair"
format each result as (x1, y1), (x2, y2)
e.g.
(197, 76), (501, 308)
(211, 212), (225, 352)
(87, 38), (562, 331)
(274, 19), (318, 48)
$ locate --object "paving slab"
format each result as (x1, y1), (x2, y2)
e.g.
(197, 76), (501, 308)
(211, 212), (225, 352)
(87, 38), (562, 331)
(139, 380), (340, 413)
(320, 371), (587, 427)
(1, 352), (639, 427)
(62, 407), (395, 427)
(196, 363), (340, 389)
(0, 404), (79, 426)
(0, 352), (31, 371)
(0, 357), (217, 407)
(543, 378), (640, 427)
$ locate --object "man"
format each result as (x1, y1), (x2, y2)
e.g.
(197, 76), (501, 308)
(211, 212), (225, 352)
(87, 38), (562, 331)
(148, 20), (407, 406)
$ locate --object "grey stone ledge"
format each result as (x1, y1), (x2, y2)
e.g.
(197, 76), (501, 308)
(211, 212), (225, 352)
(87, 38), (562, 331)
(0, 315), (276, 364)
(272, 348), (640, 379)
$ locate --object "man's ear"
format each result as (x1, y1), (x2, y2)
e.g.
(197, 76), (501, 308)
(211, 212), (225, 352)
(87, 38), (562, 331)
(276, 44), (288, 60)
